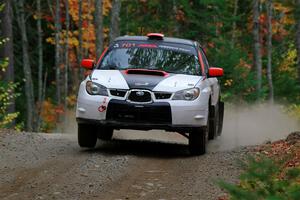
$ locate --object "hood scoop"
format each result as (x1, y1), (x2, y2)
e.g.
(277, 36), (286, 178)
(124, 69), (169, 77)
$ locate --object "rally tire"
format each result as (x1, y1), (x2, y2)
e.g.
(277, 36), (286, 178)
(78, 124), (97, 148)
(97, 127), (114, 141)
(189, 128), (207, 155)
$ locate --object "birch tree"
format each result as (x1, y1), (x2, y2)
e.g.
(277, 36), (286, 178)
(36, 0), (44, 130)
(231, 0), (239, 46)
(266, 0), (274, 103)
(172, 0), (179, 36)
(296, 0), (300, 85)
(109, 0), (121, 43)
(15, 0), (35, 131)
(78, 0), (83, 62)
(95, 0), (104, 58)
(55, 0), (61, 105)
(253, 0), (262, 95)
(64, 0), (70, 109)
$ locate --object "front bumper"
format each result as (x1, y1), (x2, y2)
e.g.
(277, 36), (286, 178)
(76, 117), (203, 132)
(76, 81), (209, 129)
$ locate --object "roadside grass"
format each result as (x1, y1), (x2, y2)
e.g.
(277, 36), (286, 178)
(217, 132), (300, 200)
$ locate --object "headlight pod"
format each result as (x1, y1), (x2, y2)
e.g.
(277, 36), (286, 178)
(172, 88), (200, 101)
(86, 81), (108, 96)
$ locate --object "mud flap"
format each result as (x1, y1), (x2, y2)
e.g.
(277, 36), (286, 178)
(217, 101), (224, 136)
(208, 105), (217, 140)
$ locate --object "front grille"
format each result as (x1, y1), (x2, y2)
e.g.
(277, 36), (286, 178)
(128, 90), (152, 103)
(110, 89), (127, 97)
(154, 92), (172, 100)
(106, 100), (172, 124)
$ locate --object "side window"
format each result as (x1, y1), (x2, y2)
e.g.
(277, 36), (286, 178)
(199, 48), (210, 75)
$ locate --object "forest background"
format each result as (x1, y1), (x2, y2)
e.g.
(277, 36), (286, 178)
(0, 0), (300, 132)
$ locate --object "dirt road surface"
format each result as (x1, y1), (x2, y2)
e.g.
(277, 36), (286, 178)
(0, 105), (299, 200)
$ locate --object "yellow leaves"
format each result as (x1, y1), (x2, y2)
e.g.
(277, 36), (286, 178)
(46, 37), (55, 45)
(66, 95), (77, 108)
(0, 113), (19, 128)
(273, 2), (293, 14)
(70, 37), (79, 46)
(103, 0), (112, 16)
(279, 47), (297, 75)
(0, 81), (20, 128)
(224, 79), (233, 87)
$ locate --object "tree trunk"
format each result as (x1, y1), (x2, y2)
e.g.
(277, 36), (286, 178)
(64, 0), (70, 110)
(36, 0), (44, 130)
(77, 0), (83, 82)
(109, 0), (121, 43)
(15, 0), (35, 131)
(78, 0), (83, 62)
(95, 0), (104, 58)
(55, 0), (61, 105)
(172, 0), (179, 36)
(231, 0), (239, 46)
(0, 0), (15, 115)
(296, 0), (300, 85)
(266, 0), (274, 103)
(253, 0), (262, 96)
(84, 0), (91, 57)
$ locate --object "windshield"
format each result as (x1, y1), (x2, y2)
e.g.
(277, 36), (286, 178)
(98, 46), (200, 75)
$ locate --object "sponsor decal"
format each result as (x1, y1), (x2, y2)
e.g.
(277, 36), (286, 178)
(158, 45), (191, 53)
(122, 43), (136, 48)
(134, 82), (150, 86)
(98, 97), (108, 113)
(138, 44), (158, 48)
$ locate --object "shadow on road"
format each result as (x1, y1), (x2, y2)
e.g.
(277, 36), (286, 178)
(83, 138), (191, 158)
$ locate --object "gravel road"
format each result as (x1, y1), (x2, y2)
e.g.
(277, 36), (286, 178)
(1, 105), (298, 200)
(0, 129), (247, 200)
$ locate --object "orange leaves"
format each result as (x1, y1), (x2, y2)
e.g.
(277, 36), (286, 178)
(46, 0), (113, 64)
(40, 99), (65, 132)
(256, 132), (300, 169)
(175, 9), (185, 22)
(103, 0), (112, 16)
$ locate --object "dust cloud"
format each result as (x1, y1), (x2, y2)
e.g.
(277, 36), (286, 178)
(209, 104), (300, 152)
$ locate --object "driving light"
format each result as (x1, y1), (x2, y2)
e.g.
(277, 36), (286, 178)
(172, 88), (200, 101)
(86, 81), (108, 96)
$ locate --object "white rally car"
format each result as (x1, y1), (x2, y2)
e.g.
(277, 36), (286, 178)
(76, 33), (224, 155)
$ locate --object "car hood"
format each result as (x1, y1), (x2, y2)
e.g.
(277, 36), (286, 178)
(91, 70), (202, 92)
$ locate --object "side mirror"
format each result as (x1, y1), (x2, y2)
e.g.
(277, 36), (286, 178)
(208, 67), (224, 77)
(81, 59), (95, 70)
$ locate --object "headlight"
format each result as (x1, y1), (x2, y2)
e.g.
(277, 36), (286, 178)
(172, 88), (200, 101)
(86, 81), (108, 96)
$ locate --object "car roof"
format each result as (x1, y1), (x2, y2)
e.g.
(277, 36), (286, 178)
(114, 36), (198, 47)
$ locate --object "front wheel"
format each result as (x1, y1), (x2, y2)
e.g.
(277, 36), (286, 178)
(189, 127), (207, 155)
(78, 124), (97, 148)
